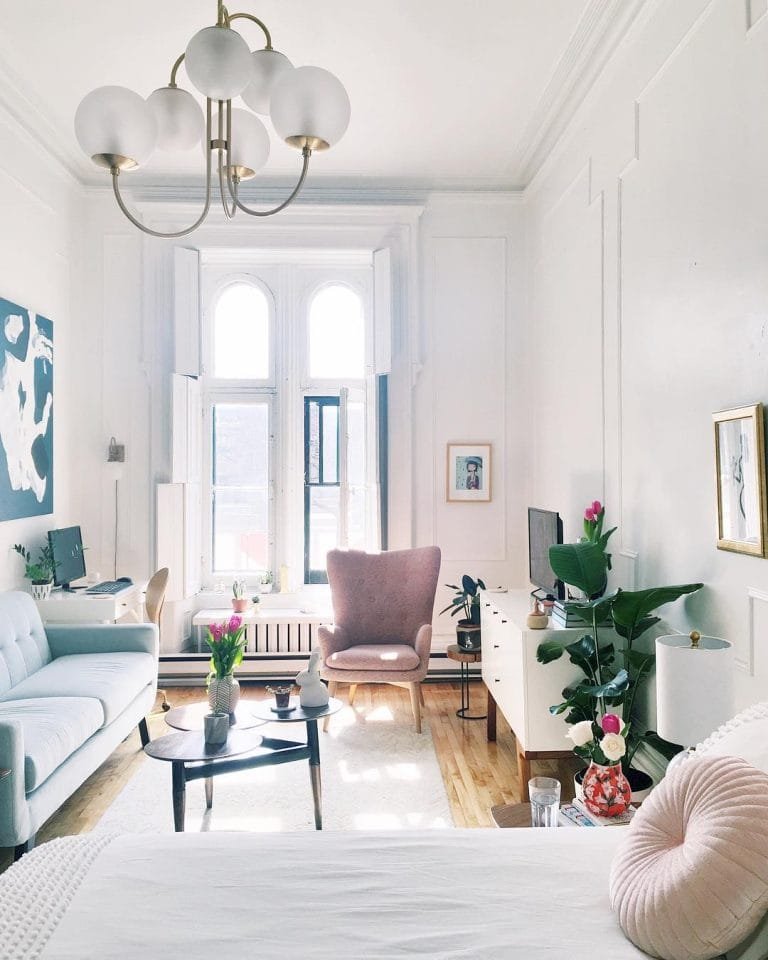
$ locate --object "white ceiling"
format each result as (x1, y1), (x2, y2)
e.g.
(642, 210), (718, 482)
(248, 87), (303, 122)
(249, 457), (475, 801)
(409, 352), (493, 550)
(0, 0), (635, 191)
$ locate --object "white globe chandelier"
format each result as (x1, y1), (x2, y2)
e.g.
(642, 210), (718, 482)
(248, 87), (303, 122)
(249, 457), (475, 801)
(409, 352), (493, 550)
(74, 1), (351, 238)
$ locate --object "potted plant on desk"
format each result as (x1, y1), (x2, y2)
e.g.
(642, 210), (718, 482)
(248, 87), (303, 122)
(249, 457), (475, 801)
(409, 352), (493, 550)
(440, 574), (486, 651)
(13, 543), (55, 600)
(536, 501), (702, 801)
(205, 615), (247, 714)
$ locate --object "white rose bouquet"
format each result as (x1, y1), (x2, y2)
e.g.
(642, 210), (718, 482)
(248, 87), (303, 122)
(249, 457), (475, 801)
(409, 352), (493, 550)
(566, 714), (627, 765)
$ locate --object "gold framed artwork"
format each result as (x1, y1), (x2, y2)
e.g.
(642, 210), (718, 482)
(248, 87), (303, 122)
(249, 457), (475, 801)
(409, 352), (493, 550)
(713, 403), (767, 557)
(446, 443), (491, 502)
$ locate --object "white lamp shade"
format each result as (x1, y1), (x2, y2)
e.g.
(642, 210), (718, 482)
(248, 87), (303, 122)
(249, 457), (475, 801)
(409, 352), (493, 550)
(185, 25), (252, 101)
(147, 86), (204, 151)
(75, 85), (157, 167)
(241, 49), (293, 115)
(229, 108), (270, 174)
(270, 65), (350, 149)
(656, 634), (735, 747)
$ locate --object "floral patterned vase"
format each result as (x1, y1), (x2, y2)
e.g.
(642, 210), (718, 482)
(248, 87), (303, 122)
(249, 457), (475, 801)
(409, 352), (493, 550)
(581, 761), (631, 818)
(208, 675), (240, 714)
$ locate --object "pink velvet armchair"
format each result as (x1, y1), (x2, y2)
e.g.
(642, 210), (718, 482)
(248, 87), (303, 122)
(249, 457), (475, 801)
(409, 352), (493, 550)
(318, 546), (441, 733)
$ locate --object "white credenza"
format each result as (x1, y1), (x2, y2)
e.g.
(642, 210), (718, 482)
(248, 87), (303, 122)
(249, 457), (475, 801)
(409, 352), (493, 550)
(481, 590), (592, 798)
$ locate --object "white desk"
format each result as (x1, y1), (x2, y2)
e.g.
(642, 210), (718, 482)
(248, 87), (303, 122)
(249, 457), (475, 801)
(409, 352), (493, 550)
(35, 585), (143, 624)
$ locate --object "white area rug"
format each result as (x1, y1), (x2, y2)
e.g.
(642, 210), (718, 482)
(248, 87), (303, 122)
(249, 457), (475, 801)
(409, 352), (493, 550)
(98, 703), (453, 834)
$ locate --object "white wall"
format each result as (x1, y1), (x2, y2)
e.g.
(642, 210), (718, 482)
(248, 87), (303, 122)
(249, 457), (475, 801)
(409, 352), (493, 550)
(72, 194), (526, 644)
(525, 0), (768, 708)
(0, 98), (82, 589)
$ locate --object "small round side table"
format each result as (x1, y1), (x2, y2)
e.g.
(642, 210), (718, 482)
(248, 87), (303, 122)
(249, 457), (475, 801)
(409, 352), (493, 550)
(446, 643), (486, 720)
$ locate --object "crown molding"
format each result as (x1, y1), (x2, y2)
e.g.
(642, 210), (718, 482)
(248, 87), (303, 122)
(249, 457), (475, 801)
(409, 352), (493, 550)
(0, 51), (86, 187)
(508, 0), (647, 185)
(85, 177), (523, 207)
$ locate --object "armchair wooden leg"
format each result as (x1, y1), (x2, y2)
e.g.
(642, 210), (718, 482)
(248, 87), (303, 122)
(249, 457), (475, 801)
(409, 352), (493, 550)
(409, 682), (422, 734)
(348, 683), (358, 706)
(419, 686), (425, 706)
(323, 681), (338, 732)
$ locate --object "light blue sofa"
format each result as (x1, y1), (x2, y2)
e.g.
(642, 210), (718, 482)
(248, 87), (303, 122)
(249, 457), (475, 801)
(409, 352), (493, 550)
(0, 591), (158, 859)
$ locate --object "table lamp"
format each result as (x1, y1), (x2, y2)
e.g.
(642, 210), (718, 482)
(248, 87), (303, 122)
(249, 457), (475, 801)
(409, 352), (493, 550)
(656, 631), (735, 750)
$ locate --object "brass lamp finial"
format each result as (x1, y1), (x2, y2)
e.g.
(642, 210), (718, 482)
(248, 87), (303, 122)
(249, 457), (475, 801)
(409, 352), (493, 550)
(689, 630), (701, 649)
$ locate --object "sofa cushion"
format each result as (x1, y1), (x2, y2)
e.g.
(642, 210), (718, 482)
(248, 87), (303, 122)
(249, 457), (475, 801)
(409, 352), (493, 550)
(0, 697), (104, 792)
(0, 652), (156, 724)
(0, 592), (51, 696)
(327, 643), (420, 671)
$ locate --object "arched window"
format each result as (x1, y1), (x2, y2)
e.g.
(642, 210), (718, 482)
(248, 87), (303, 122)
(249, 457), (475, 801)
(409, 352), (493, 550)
(213, 282), (269, 379)
(308, 284), (365, 379)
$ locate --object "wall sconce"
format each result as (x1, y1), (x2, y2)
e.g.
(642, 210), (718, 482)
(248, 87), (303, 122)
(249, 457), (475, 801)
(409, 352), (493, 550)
(107, 437), (126, 463)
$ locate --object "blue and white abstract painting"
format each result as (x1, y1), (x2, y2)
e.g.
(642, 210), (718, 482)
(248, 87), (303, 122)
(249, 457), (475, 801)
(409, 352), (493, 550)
(0, 297), (53, 519)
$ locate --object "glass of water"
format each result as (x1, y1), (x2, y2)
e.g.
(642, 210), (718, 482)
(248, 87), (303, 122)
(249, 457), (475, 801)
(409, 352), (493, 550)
(529, 777), (561, 827)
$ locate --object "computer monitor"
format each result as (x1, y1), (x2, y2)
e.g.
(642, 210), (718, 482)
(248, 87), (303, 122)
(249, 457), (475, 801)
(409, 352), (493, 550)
(48, 526), (86, 590)
(527, 508), (564, 601)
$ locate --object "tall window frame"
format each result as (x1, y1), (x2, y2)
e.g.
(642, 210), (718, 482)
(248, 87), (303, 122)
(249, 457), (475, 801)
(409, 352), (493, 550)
(199, 256), (378, 590)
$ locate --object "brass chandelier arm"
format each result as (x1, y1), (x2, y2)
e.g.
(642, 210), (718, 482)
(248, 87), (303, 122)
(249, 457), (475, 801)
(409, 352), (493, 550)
(111, 101), (215, 239)
(227, 12), (273, 49)
(225, 146), (311, 218)
(169, 52), (186, 88)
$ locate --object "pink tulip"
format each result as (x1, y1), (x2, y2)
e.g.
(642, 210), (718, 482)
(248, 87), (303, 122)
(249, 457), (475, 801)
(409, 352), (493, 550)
(592, 500), (603, 516)
(601, 713), (621, 734)
(209, 622), (224, 642)
(584, 507), (596, 522)
(228, 615), (242, 633)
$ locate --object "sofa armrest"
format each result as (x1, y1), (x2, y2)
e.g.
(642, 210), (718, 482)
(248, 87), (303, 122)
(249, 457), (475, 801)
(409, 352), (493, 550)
(317, 624), (352, 660)
(0, 721), (30, 848)
(45, 623), (159, 659)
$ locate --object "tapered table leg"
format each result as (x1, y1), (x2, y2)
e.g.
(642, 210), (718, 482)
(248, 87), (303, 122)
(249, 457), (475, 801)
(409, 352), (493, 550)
(307, 719), (322, 830)
(205, 776), (213, 809)
(171, 761), (186, 832)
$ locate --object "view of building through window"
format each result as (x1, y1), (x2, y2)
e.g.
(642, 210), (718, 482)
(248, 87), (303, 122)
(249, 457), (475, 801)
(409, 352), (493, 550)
(203, 268), (376, 586)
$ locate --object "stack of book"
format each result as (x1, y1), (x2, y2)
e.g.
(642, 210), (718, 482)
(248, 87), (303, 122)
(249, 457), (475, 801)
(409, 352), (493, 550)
(558, 799), (636, 827)
(551, 601), (587, 628)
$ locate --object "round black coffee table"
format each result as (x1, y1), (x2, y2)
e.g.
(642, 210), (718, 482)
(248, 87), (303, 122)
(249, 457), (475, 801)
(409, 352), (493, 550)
(165, 700), (265, 731)
(146, 697), (342, 831)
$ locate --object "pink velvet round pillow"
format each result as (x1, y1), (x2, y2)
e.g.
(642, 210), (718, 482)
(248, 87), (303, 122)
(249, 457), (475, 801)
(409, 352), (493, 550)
(610, 755), (768, 960)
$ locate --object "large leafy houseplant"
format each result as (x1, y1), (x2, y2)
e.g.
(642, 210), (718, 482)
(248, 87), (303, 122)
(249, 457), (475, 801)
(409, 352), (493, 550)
(439, 575), (486, 626)
(536, 504), (702, 777)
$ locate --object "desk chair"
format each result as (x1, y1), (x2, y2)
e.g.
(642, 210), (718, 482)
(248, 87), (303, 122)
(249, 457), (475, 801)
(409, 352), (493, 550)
(145, 567), (170, 712)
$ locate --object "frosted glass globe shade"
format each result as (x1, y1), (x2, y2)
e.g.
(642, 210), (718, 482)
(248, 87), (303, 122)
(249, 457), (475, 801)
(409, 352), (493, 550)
(75, 85), (157, 167)
(270, 65), (350, 150)
(185, 26), (252, 100)
(229, 109), (270, 175)
(241, 49), (293, 115)
(147, 86), (204, 151)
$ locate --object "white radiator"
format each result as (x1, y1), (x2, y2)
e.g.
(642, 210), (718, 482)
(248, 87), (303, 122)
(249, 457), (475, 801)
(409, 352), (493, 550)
(192, 608), (325, 657)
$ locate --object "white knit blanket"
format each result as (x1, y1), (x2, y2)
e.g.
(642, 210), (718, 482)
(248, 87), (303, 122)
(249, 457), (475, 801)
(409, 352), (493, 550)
(0, 833), (114, 960)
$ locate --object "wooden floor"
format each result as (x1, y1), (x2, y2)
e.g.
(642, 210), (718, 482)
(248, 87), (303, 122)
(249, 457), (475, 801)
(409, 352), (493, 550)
(0, 680), (580, 873)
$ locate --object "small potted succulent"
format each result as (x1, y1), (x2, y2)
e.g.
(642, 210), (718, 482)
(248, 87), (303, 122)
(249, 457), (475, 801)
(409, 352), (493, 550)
(231, 579), (249, 612)
(205, 615), (247, 714)
(440, 574), (486, 651)
(259, 571), (273, 594)
(13, 542), (55, 599)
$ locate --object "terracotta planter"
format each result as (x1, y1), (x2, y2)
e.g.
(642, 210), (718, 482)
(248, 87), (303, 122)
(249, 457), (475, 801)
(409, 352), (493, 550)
(581, 761), (632, 818)
(231, 598), (249, 613)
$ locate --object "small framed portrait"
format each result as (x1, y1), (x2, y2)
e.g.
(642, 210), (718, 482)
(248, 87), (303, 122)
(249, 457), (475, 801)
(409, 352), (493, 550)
(713, 403), (767, 556)
(446, 443), (491, 502)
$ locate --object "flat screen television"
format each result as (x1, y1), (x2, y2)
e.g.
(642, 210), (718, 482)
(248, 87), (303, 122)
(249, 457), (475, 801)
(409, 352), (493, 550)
(48, 525), (86, 590)
(527, 508), (564, 601)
